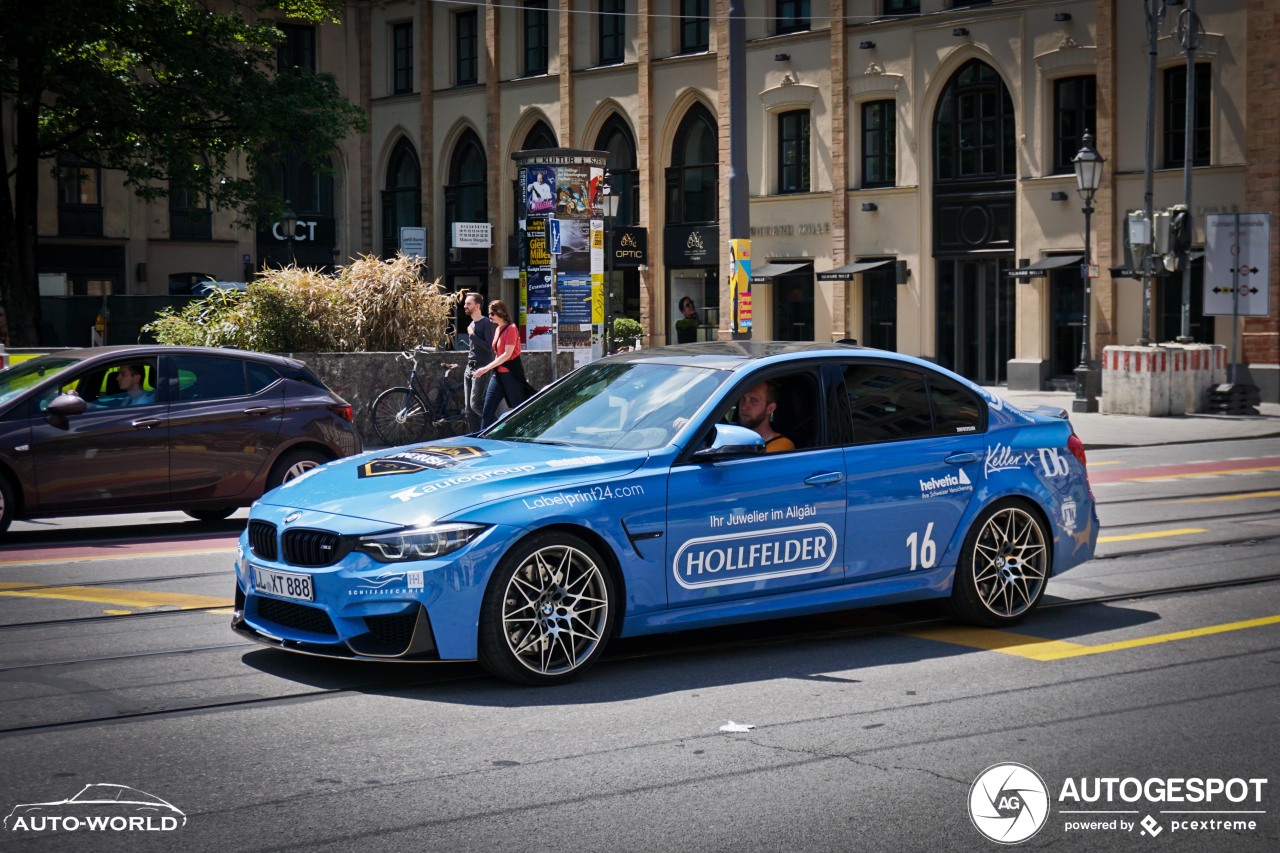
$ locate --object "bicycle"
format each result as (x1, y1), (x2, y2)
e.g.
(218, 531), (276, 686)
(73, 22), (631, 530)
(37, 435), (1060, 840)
(371, 346), (469, 446)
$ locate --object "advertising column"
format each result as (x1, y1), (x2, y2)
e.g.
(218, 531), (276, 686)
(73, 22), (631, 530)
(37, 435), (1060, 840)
(514, 149), (607, 367)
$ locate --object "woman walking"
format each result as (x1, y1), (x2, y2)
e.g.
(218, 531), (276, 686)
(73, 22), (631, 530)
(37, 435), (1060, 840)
(475, 300), (533, 428)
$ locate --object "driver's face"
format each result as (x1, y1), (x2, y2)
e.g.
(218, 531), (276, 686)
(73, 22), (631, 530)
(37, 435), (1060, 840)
(737, 382), (773, 430)
(117, 368), (140, 390)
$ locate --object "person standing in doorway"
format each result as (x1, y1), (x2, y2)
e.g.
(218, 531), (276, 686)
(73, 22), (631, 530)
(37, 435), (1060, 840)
(462, 292), (495, 432)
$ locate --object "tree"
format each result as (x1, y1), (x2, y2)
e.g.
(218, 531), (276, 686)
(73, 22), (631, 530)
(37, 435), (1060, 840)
(0, 0), (366, 346)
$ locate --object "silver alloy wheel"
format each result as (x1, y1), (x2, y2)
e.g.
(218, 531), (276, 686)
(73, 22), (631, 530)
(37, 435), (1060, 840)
(500, 544), (609, 676)
(969, 506), (1049, 619)
(281, 459), (320, 482)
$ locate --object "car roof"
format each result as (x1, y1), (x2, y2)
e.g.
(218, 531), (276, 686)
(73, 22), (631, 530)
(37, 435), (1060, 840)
(37, 345), (307, 370)
(605, 340), (942, 374)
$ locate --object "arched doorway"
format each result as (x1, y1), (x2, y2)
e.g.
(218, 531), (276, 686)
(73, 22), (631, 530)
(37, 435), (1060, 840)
(932, 59), (1016, 385)
(594, 114), (641, 328)
(665, 103), (719, 345)
(381, 138), (420, 258)
(445, 130), (489, 300)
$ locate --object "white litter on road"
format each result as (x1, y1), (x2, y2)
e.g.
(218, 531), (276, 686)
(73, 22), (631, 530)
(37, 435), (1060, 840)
(719, 721), (756, 733)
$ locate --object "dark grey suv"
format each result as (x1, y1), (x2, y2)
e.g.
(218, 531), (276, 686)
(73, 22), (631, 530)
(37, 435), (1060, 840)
(0, 345), (361, 535)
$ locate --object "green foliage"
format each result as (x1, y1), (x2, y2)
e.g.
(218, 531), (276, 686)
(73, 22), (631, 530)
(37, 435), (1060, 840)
(612, 317), (643, 341)
(0, 0), (367, 345)
(144, 255), (460, 353)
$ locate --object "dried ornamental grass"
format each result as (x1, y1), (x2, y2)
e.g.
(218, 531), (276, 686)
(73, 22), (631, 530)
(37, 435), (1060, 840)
(144, 254), (461, 353)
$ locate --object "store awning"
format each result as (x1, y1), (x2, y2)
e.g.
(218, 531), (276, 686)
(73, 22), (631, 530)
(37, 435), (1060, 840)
(815, 259), (894, 281)
(1007, 255), (1083, 279)
(749, 261), (808, 283)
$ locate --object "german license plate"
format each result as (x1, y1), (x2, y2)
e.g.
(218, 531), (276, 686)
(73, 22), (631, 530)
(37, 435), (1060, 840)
(252, 565), (314, 602)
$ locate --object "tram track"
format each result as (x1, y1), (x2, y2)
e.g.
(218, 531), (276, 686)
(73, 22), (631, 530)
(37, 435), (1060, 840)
(2, 569), (1277, 738)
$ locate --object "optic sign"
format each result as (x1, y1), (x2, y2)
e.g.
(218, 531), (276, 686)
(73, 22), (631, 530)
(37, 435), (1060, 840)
(272, 220), (317, 242)
(1204, 212), (1271, 317)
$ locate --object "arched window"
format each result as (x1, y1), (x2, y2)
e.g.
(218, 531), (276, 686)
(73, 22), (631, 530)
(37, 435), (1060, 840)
(445, 130), (487, 267)
(595, 114), (638, 226)
(665, 104), (717, 225)
(523, 121), (557, 152)
(258, 147), (336, 268)
(934, 60), (1015, 183)
(381, 139), (421, 257)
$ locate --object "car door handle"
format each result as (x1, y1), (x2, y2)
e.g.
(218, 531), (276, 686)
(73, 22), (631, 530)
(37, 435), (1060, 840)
(131, 418), (164, 429)
(804, 471), (844, 486)
(945, 452), (979, 465)
(243, 407), (272, 416)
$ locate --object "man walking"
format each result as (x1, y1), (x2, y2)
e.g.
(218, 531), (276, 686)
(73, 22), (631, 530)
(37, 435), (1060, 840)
(462, 292), (496, 431)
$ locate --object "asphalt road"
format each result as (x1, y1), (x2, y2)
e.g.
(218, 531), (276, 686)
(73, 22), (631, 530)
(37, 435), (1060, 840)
(1, 439), (1278, 851)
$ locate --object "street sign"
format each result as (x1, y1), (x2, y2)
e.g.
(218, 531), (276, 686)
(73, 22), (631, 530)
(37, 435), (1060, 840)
(1204, 212), (1271, 316)
(550, 219), (561, 255)
(399, 226), (426, 258)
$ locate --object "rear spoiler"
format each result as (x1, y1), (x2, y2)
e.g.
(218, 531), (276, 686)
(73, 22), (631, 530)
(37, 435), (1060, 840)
(1025, 405), (1069, 421)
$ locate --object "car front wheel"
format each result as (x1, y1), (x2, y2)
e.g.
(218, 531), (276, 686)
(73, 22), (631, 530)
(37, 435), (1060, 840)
(478, 532), (616, 685)
(950, 501), (1050, 627)
(0, 477), (13, 536)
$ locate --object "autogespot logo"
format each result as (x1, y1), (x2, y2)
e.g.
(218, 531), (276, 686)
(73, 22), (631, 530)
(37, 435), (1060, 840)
(969, 763), (1051, 844)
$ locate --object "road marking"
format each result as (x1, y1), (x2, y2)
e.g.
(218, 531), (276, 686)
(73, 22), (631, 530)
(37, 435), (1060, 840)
(904, 614), (1280, 661)
(1098, 528), (1207, 543)
(0, 581), (232, 611)
(1090, 457), (1280, 484)
(0, 537), (236, 567)
(1158, 490), (1280, 504)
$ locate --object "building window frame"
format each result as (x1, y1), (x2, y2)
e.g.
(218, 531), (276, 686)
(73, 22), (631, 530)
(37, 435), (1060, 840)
(882, 0), (919, 14)
(381, 139), (421, 258)
(776, 0), (810, 34)
(455, 9), (478, 86)
(777, 109), (811, 194)
(598, 0), (625, 66)
(169, 161), (212, 242)
(679, 0), (709, 55)
(1163, 62), (1211, 168)
(275, 23), (316, 73)
(1052, 75), (1096, 175)
(665, 103), (718, 225)
(523, 0), (549, 77)
(57, 154), (103, 237)
(392, 21), (414, 95)
(861, 99), (897, 188)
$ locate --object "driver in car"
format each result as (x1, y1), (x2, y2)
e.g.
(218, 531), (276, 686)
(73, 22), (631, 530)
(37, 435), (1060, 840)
(737, 380), (794, 453)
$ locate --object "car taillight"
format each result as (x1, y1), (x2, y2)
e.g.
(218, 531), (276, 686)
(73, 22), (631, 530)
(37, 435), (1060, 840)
(1067, 433), (1087, 468)
(330, 404), (353, 423)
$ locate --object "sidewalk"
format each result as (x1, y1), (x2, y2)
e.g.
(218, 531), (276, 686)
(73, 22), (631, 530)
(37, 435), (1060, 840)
(984, 387), (1280, 449)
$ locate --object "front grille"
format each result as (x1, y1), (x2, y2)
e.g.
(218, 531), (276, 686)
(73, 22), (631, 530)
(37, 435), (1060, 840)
(248, 520), (278, 561)
(364, 611), (418, 647)
(283, 528), (343, 567)
(255, 596), (337, 636)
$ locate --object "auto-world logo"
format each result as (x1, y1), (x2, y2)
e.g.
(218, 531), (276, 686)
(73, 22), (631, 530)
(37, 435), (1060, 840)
(969, 763), (1050, 844)
(5, 784), (186, 833)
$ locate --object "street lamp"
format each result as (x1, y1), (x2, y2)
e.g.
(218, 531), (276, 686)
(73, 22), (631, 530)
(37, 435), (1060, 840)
(281, 200), (298, 266)
(1072, 131), (1104, 414)
(600, 172), (620, 353)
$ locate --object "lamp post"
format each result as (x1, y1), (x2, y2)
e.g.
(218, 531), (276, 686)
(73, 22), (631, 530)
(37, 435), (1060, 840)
(600, 172), (620, 353)
(281, 201), (298, 266)
(1072, 131), (1103, 414)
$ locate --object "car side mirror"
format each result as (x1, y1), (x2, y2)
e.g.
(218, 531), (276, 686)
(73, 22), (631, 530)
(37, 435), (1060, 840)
(46, 392), (87, 417)
(692, 423), (766, 460)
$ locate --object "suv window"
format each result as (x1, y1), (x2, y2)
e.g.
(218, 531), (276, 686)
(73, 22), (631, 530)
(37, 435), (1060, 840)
(175, 355), (247, 402)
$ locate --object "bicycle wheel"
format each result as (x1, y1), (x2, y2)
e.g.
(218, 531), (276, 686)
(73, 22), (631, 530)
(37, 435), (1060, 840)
(371, 387), (429, 446)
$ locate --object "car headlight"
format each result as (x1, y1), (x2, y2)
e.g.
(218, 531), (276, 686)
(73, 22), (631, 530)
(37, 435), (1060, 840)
(354, 523), (485, 563)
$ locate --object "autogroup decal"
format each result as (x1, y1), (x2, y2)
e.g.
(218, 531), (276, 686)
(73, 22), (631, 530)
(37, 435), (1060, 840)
(359, 445), (488, 478)
(673, 523), (837, 589)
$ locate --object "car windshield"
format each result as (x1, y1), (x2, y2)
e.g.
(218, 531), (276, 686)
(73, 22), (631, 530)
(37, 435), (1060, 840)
(0, 356), (81, 407)
(486, 361), (726, 450)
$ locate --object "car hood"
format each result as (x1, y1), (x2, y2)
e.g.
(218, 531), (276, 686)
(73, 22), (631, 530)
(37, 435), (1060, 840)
(258, 439), (650, 527)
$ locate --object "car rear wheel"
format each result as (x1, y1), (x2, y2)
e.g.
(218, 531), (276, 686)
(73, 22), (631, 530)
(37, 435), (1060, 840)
(478, 532), (616, 686)
(185, 507), (236, 522)
(372, 387), (428, 446)
(950, 501), (1050, 627)
(266, 449), (328, 492)
(0, 477), (13, 536)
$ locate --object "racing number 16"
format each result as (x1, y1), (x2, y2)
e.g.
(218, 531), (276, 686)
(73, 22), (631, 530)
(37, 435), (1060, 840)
(906, 522), (937, 572)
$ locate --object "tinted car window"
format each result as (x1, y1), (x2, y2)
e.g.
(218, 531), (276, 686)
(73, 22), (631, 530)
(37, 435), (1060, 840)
(175, 355), (247, 402)
(843, 364), (933, 443)
(928, 373), (985, 434)
(246, 362), (281, 394)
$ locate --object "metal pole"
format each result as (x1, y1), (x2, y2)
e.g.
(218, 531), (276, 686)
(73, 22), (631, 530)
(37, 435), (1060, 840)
(1177, 0), (1202, 342)
(1139, 0), (1167, 345)
(1230, 212), (1240, 384)
(727, 0), (749, 340)
(550, 223), (559, 381)
(1074, 197), (1097, 413)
